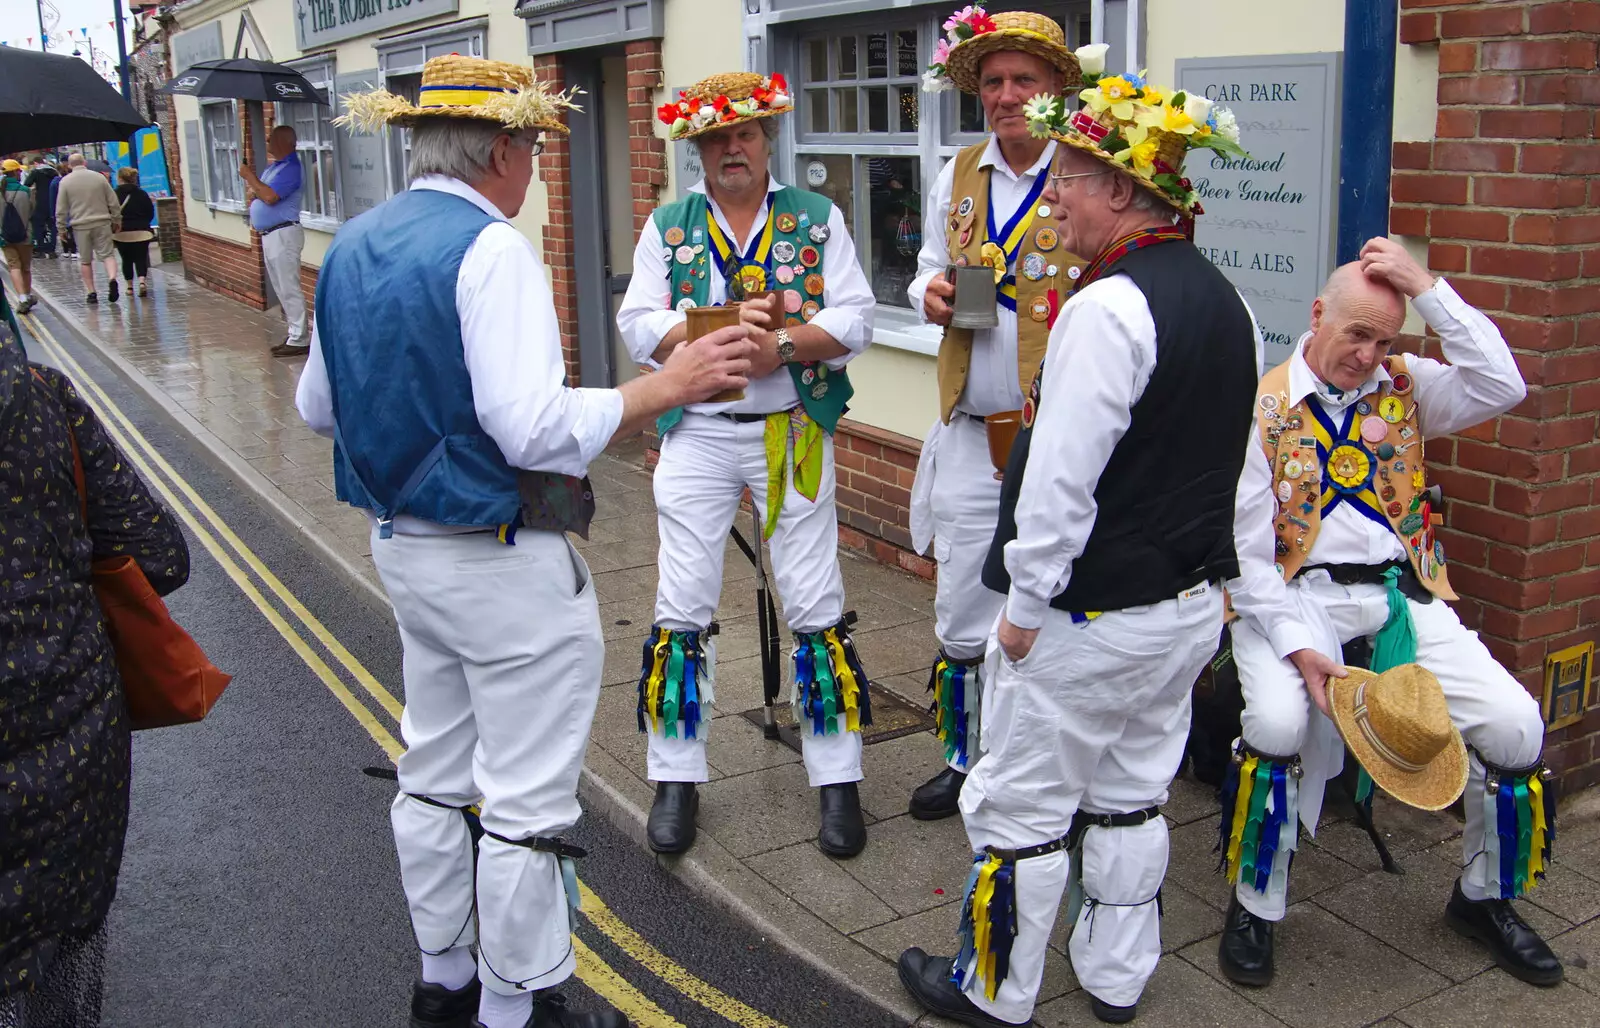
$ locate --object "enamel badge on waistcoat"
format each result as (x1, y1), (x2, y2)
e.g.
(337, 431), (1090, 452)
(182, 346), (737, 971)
(1257, 354), (1457, 600)
(936, 141), (1086, 424)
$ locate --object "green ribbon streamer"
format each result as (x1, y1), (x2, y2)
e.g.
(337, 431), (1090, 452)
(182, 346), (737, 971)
(665, 636), (684, 739)
(1355, 769), (1374, 805)
(1514, 779), (1532, 895)
(1240, 760), (1272, 883)
(939, 664), (956, 761)
(1371, 566), (1418, 672)
(814, 638), (839, 734)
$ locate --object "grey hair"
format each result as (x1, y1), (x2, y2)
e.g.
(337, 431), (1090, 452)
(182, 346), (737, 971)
(687, 115), (780, 156)
(407, 119), (539, 183)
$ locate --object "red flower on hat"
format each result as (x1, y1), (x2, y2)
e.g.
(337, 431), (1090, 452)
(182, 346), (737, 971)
(712, 95), (731, 112)
(1192, 202), (1205, 216)
(769, 72), (788, 93)
(685, 96), (702, 114)
(970, 11), (998, 33)
(657, 102), (683, 125)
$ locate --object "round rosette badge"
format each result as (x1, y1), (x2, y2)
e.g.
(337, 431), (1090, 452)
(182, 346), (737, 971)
(1325, 442), (1374, 494)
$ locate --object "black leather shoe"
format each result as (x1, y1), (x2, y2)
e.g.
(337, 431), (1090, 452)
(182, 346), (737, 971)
(897, 948), (1031, 1027)
(647, 781), (697, 854)
(410, 978), (480, 1028)
(1089, 995), (1138, 1024)
(818, 782), (866, 858)
(1446, 879), (1563, 986)
(1218, 895), (1275, 986)
(910, 766), (966, 821)
(474, 991), (628, 1028)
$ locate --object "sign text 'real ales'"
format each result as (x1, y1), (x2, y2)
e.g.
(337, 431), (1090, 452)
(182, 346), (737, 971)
(1175, 53), (1342, 370)
(295, 0), (460, 50)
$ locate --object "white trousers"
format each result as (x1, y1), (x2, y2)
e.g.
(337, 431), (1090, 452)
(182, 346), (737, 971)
(1231, 571), (1544, 919)
(957, 585), (1224, 1020)
(373, 529), (603, 996)
(261, 224), (308, 345)
(648, 411), (861, 788)
(911, 415), (1006, 772)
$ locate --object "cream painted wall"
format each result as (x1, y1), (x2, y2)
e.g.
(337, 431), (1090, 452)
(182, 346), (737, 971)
(660, 0), (745, 196)
(1145, 0), (1344, 84)
(846, 345), (941, 441)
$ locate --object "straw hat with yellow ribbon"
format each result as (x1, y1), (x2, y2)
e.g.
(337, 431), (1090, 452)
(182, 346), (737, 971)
(1328, 664), (1468, 811)
(923, 7), (1081, 95)
(656, 72), (792, 142)
(335, 54), (579, 136)
(1018, 66), (1248, 215)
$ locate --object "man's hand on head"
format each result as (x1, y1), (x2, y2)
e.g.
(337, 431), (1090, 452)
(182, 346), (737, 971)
(1358, 237), (1434, 299)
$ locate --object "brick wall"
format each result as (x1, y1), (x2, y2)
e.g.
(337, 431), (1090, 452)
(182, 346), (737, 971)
(154, 197), (182, 262)
(533, 53), (583, 386)
(625, 41), (668, 236)
(1391, 0), (1600, 792)
(835, 420), (934, 578)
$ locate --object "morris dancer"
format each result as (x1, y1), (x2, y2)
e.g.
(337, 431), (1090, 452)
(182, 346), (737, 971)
(899, 75), (1258, 1026)
(298, 55), (753, 1028)
(618, 72), (876, 858)
(905, 7), (1090, 821)
(1217, 238), (1562, 989)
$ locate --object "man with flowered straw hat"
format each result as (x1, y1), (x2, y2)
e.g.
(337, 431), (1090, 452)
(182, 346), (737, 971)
(1218, 238), (1556, 985)
(296, 54), (755, 1028)
(904, 6), (1090, 823)
(616, 72), (876, 858)
(899, 73), (1259, 1026)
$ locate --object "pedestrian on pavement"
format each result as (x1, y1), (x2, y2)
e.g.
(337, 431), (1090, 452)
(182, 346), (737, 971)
(903, 11), (1089, 824)
(24, 158), (58, 258)
(51, 162), (75, 259)
(618, 70), (878, 860)
(298, 54), (754, 1028)
(55, 154), (122, 303)
(242, 125), (309, 357)
(899, 69), (1260, 1027)
(0, 340), (191, 1027)
(1215, 239), (1562, 989)
(114, 166), (156, 297)
(2, 159), (37, 313)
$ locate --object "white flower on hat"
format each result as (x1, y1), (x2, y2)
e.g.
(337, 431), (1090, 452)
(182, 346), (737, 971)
(1075, 43), (1109, 78)
(1183, 93), (1213, 127)
(1213, 106), (1240, 143)
(923, 69), (954, 93)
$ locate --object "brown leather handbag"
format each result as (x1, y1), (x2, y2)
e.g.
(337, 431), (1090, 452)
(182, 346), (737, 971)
(38, 369), (232, 729)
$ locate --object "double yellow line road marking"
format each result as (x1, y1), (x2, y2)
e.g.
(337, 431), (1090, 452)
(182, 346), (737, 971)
(19, 307), (788, 1028)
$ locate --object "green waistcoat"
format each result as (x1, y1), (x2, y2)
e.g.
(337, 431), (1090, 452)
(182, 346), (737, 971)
(652, 186), (854, 436)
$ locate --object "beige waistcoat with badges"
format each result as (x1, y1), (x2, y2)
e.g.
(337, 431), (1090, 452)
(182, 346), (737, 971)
(1257, 353), (1458, 601)
(936, 140), (1086, 424)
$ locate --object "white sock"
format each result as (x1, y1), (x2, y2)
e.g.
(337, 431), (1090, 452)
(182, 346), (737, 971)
(477, 988), (533, 1028)
(420, 946), (477, 991)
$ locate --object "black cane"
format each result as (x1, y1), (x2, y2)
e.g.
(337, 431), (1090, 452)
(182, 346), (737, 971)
(729, 514), (782, 740)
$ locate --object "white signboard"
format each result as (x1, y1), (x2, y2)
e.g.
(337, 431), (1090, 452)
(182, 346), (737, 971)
(171, 21), (224, 73)
(1175, 53), (1341, 369)
(334, 69), (387, 219)
(293, 0), (461, 52)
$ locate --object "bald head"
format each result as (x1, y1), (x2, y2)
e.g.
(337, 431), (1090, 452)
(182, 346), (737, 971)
(1303, 261), (1408, 391)
(68, 153), (85, 168)
(267, 125), (297, 161)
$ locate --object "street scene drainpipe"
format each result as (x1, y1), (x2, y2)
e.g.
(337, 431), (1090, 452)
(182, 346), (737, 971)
(1337, 0), (1398, 264)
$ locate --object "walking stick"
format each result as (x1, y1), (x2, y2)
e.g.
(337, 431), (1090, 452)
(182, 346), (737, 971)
(729, 509), (782, 740)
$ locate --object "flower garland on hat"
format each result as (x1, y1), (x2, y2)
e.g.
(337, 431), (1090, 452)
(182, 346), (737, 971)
(924, 5), (1000, 91)
(656, 73), (791, 141)
(1021, 60), (1246, 214)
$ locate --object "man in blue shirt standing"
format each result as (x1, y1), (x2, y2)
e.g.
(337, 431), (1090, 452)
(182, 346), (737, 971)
(243, 125), (308, 357)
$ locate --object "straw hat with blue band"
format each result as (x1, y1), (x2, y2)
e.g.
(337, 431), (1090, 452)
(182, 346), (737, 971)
(335, 54), (580, 135)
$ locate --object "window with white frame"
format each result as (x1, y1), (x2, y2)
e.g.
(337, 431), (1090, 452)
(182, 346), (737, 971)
(276, 60), (339, 225)
(785, 4), (1090, 312)
(201, 99), (243, 206)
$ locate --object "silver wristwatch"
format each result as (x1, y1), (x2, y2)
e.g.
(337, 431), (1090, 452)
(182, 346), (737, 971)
(775, 328), (796, 364)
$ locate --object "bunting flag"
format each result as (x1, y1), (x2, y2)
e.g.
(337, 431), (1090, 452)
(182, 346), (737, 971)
(951, 852), (1019, 1001)
(635, 626), (712, 739)
(790, 620), (871, 736)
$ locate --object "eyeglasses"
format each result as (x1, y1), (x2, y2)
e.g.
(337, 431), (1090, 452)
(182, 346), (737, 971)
(1046, 170), (1107, 186)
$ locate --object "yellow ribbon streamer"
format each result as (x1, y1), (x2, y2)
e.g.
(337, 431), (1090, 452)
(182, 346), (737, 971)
(1528, 774), (1547, 884)
(971, 856), (1000, 1000)
(824, 629), (860, 732)
(1225, 756), (1258, 882)
(644, 629), (669, 733)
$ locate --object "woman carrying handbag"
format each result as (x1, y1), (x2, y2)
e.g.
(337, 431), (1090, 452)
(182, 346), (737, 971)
(0, 335), (194, 1027)
(113, 168), (156, 298)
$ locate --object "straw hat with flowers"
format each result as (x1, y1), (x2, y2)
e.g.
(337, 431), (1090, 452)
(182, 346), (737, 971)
(923, 7), (1081, 95)
(335, 54), (580, 136)
(1019, 64), (1247, 215)
(1328, 664), (1468, 811)
(656, 72), (792, 142)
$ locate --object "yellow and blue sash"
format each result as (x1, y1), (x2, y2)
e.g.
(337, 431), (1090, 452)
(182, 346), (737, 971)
(1306, 400), (1391, 530)
(988, 172), (1047, 312)
(704, 204), (776, 293)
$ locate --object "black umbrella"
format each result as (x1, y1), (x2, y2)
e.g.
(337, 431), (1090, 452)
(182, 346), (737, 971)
(159, 59), (328, 105)
(0, 46), (149, 152)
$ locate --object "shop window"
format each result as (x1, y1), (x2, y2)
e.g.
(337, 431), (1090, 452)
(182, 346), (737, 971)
(276, 60), (339, 226)
(200, 99), (243, 208)
(376, 18), (487, 196)
(800, 29), (920, 140)
(386, 73), (423, 191)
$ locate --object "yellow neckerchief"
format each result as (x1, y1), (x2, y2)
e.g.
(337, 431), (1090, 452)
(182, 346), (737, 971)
(704, 201), (777, 277)
(991, 169), (1047, 309)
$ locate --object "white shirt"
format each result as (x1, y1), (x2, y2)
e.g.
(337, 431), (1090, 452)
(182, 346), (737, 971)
(615, 177), (875, 416)
(295, 175), (625, 508)
(1002, 270), (1264, 630)
(906, 136), (1057, 417)
(1228, 278), (1527, 658)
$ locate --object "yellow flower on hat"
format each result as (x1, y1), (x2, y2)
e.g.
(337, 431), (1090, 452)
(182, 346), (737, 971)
(1117, 138), (1159, 172)
(1137, 101), (1198, 137)
(1089, 76), (1140, 120)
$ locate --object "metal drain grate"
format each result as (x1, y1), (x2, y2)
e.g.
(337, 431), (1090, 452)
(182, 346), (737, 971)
(737, 684), (935, 754)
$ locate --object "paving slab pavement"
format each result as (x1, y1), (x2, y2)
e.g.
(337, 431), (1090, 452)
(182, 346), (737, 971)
(19, 254), (1600, 1026)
